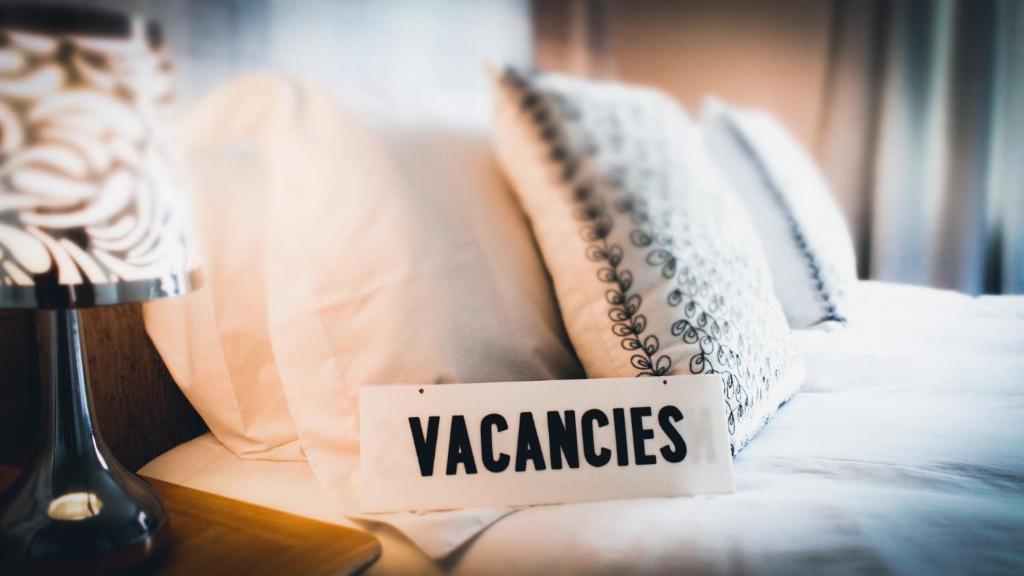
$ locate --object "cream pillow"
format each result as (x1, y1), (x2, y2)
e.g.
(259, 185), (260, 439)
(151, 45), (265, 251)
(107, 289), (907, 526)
(492, 69), (805, 453)
(148, 74), (583, 556)
(258, 78), (584, 554)
(701, 98), (857, 328)
(144, 75), (307, 461)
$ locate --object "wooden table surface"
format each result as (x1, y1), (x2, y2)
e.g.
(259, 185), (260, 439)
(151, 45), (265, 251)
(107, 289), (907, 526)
(0, 466), (381, 575)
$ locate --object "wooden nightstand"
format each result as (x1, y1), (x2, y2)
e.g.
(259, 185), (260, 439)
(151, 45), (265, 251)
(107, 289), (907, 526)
(0, 466), (381, 575)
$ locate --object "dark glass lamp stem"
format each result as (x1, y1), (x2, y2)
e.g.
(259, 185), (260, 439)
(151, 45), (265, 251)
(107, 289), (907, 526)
(0, 309), (168, 574)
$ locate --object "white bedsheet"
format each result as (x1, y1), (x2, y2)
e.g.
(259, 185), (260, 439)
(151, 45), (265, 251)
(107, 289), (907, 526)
(141, 282), (1024, 574)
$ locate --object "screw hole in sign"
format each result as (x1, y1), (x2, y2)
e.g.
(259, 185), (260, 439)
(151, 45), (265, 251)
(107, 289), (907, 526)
(419, 388), (424, 394)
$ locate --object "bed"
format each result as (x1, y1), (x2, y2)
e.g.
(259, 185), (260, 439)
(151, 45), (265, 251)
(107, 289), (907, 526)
(140, 281), (1024, 575)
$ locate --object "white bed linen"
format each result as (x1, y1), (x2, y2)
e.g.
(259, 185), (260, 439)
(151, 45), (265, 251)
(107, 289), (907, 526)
(142, 281), (1024, 575)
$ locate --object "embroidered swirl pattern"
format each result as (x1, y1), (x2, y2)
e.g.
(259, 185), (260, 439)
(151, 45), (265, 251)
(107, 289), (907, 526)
(502, 68), (803, 452)
(0, 18), (196, 292)
(504, 69), (671, 377)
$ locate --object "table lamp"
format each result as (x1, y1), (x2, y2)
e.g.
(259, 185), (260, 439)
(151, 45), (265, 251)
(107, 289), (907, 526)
(0, 4), (200, 573)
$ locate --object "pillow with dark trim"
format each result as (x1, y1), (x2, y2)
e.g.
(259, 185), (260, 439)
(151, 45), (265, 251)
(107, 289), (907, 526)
(701, 98), (857, 328)
(491, 68), (805, 453)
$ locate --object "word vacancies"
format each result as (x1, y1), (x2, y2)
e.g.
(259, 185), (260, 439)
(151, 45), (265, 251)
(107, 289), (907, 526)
(360, 377), (732, 512)
(408, 406), (688, 477)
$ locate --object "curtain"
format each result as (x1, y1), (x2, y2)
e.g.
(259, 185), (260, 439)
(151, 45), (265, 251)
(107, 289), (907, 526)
(868, 0), (1023, 294)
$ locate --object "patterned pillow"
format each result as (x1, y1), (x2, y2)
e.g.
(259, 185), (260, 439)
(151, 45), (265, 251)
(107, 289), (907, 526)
(491, 68), (805, 453)
(701, 98), (857, 328)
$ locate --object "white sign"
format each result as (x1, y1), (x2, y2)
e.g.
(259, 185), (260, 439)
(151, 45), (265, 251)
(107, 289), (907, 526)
(358, 375), (733, 513)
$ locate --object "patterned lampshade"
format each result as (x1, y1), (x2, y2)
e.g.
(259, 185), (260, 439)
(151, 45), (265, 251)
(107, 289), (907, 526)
(0, 5), (200, 309)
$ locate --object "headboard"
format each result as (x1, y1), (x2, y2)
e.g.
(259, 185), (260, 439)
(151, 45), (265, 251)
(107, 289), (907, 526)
(0, 308), (207, 471)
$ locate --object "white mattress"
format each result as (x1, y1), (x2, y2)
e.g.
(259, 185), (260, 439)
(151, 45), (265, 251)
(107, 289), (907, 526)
(141, 282), (1024, 575)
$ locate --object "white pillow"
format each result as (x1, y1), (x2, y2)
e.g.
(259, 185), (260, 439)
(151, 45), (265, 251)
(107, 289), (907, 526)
(146, 75), (584, 556)
(258, 78), (583, 556)
(145, 75), (310, 461)
(492, 69), (805, 453)
(700, 97), (857, 328)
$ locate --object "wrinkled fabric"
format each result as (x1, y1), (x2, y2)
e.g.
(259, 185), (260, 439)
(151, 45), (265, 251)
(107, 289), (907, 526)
(147, 73), (583, 557)
(146, 282), (1024, 574)
(144, 75), (306, 460)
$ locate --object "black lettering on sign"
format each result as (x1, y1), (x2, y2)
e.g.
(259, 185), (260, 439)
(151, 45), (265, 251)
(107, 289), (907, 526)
(481, 413), (511, 473)
(515, 412), (547, 472)
(581, 409), (611, 467)
(410, 404), (692, 479)
(409, 416), (440, 477)
(630, 406), (657, 465)
(612, 408), (629, 466)
(446, 415), (478, 475)
(547, 410), (580, 470)
(658, 405), (687, 463)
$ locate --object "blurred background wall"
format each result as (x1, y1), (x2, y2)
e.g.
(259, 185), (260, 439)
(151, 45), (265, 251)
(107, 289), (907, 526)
(536, 0), (833, 148)
(34, 0), (533, 125)
(27, 0), (1021, 294)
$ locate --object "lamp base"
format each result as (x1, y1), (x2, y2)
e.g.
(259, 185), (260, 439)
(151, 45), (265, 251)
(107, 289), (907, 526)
(0, 309), (169, 574)
(0, 466), (169, 575)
